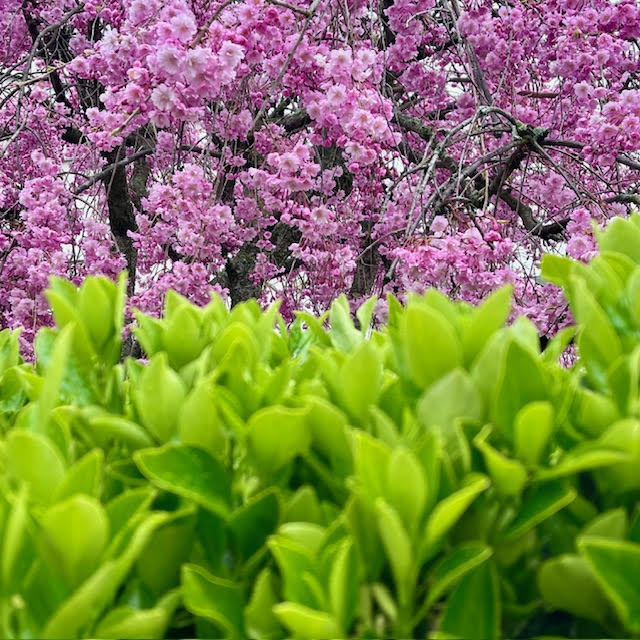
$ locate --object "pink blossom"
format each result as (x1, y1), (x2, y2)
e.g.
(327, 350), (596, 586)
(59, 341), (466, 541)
(218, 41), (244, 69)
(170, 13), (197, 42)
(157, 45), (182, 76)
(431, 216), (448, 235)
(151, 84), (176, 111)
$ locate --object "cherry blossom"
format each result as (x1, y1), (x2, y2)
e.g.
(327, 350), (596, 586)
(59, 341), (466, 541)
(0, 0), (639, 355)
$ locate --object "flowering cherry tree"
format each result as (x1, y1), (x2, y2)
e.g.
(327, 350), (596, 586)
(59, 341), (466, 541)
(1, 0), (639, 352)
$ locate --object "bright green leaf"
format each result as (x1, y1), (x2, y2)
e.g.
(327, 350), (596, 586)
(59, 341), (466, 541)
(6, 430), (65, 504)
(579, 537), (640, 633)
(440, 561), (500, 640)
(182, 564), (246, 640)
(538, 554), (610, 624)
(247, 406), (310, 474)
(132, 353), (186, 443)
(404, 304), (462, 389)
(134, 444), (231, 518)
(514, 402), (554, 467)
(503, 482), (576, 541)
(273, 602), (342, 639)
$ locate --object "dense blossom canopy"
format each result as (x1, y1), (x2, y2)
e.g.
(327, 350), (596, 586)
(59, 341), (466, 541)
(1, 0), (639, 352)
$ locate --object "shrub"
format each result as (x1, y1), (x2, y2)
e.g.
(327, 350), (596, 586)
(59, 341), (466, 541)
(3, 216), (640, 638)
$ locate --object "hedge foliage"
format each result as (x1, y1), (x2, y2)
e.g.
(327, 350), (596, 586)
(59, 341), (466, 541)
(3, 216), (640, 638)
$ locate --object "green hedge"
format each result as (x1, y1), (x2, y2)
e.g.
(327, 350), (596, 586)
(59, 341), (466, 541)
(2, 215), (640, 639)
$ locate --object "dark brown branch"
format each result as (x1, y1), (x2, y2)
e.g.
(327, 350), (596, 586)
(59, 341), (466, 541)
(606, 193), (640, 206)
(73, 148), (153, 195)
(498, 189), (569, 239)
(543, 139), (640, 172)
(392, 110), (459, 173)
(102, 148), (139, 295)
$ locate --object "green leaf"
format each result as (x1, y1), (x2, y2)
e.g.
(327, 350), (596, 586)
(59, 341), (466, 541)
(421, 473), (489, 559)
(284, 485), (322, 524)
(94, 590), (180, 639)
(244, 569), (282, 640)
(273, 602), (342, 639)
(247, 406), (310, 474)
(417, 369), (483, 430)
(370, 582), (397, 623)
(404, 304), (463, 389)
(626, 270), (640, 326)
(597, 215), (640, 264)
(353, 431), (391, 501)
(77, 277), (114, 352)
(178, 382), (227, 456)
(502, 482), (576, 541)
(375, 498), (413, 605)
(0, 328), (21, 375)
(356, 296), (378, 334)
(462, 285), (513, 365)
(514, 402), (554, 467)
(54, 449), (103, 501)
(37, 323), (73, 424)
(581, 509), (628, 540)
(535, 444), (630, 481)
(541, 254), (575, 288)
(538, 554), (610, 623)
(43, 511), (171, 638)
(420, 289), (461, 332)
(439, 561), (500, 640)
(6, 430), (65, 504)
(136, 508), (197, 596)
(134, 444), (231, 518)
(595, 419), (640, 493)
(425, 542), (493, 610)
(164, 304), (206, 369)
(417, 369), (480, 477)
(508, 315), (542, 353)
(278, 522), (325, 554)
(369, 405), (400, 447)
(267, 536), (321, 608)
(579, 537), (640, 633)
(571, 387), (620, 438)
(1, 486), (29, 589)
(45, 286), (95, 362)
(132, 353), (186, 443)
(133, 312), (164, 357)
(212, 322), (259, 379)
(474, 427), (528, 497)
(471, 333), (507, 407)
(88, 414), (154, 449)
(414, 431), (441, 516)
(105, 487), (155, 539)
(229, 489), (280, 561)
(386, 446), (427, 534)
(542, 326), (578, 363)
(39, 495), (109, 588)
(492, 340), (548, 441)
(337, 341), (383, 423)
(304, 396), (352, 475)
(607, 354), (638, 415)
(293, 311), (330, 348)
(182, 564), (246, 640)
(329, 538), (359, 631)
(571, 277), (622, 389)
(329, 295), (361, 352)
(344, 493), (385, 582)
